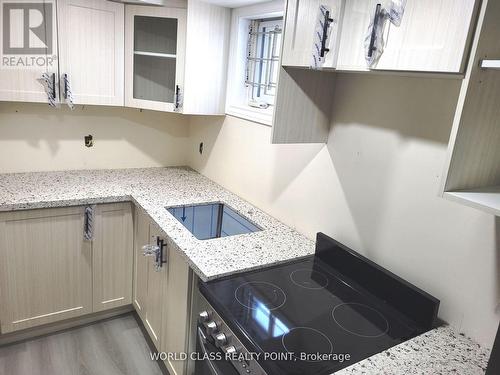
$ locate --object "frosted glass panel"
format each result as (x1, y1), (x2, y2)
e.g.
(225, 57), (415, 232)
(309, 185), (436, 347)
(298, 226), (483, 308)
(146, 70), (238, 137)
(132, 15), (178, 103)
(133, 54), (176, 103)
(134, 16), (177, 54)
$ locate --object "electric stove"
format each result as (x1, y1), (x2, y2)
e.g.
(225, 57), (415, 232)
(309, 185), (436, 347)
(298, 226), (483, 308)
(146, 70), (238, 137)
(197, 233), (440, 375)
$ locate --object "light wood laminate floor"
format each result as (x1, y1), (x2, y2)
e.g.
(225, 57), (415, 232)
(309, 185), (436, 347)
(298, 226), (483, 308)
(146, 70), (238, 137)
(0, 314), (163, 375)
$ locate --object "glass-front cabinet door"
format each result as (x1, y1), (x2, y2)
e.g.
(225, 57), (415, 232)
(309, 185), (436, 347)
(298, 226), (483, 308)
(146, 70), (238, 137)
(125, 5), (186, 112)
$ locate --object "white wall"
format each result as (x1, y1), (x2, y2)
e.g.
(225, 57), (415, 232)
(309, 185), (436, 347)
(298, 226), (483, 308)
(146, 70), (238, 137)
(0, 102), (190, 173)
(188, 73), (500, 348)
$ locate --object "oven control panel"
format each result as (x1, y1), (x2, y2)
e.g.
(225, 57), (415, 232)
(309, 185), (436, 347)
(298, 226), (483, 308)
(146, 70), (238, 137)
(197, 293), (267, 375)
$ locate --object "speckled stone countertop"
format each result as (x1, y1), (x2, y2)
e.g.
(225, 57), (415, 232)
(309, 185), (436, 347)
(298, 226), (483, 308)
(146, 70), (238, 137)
(0, 167), (315, 281)
(0, 167), (491, 374)
(336, 325), (491, 375)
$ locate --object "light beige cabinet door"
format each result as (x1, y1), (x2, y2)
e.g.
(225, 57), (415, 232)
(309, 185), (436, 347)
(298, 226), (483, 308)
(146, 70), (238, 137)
(0, 207), (92, 334)
(125, 5), (187, 112)
(133, 208), (150, 320)
(337, 0), (477, 73)
(282, 0), (344, 68)
(162, 245), (192, 375)
(92, 203), (133, 312)
(143, 226), (168, 350)
(0, 0), (59, 103)
(57, 0), (124, 106)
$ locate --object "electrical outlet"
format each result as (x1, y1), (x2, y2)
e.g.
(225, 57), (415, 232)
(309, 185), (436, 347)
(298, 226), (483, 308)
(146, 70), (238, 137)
(84, 135), (93, 148)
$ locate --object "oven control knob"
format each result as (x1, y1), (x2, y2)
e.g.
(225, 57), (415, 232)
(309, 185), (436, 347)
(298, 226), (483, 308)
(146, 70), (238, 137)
(204, 321), (218, 335)
(222, 345), (237, 356)
(214, 332), (228, 347)
(198, 310), (210, 323)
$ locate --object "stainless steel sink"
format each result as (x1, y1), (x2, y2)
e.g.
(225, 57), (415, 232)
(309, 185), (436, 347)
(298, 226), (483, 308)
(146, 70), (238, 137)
(166, 203), (262, 240)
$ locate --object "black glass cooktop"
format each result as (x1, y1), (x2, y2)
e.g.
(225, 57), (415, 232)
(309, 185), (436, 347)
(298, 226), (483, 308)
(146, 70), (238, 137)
(200, 234), (439, 375)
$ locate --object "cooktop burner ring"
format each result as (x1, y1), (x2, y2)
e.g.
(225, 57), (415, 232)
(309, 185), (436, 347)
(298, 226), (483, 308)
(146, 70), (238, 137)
(281, 327), (334, 362)
(234, 281), (286, 311)
(289, 268), (329, 290)
(332, 302), (390, 338)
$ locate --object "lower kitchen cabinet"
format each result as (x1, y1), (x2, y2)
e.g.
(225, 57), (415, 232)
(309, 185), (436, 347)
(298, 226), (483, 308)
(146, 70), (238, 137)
(133, 208), (150, 319)
(0, 203), (134, 334)
(1, 202), (193, 372)
(162, 242), (193, 375)
(133, 210), (168, 350)
(143, 225), (168, 350)
(133, 209), (193, 374)
(92, 203), (133, 312)
(0, 206), (93, 333)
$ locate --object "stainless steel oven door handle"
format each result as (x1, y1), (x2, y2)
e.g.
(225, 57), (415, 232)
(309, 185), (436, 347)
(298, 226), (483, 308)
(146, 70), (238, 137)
(198, 327), (221, 375)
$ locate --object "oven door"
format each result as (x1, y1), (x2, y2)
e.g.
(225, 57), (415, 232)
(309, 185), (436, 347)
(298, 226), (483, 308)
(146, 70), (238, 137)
(195, 324), (239, 375)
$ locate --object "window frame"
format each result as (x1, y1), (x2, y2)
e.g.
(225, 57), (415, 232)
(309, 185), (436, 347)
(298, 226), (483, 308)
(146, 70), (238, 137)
(246, 18), (282, 107)
(225, 1), (284, 126)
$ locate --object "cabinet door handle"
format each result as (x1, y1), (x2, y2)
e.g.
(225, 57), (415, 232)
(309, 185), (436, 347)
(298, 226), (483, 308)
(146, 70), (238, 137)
(63, 73), (68, 99)
(156, 237), (167, 271)
(144, 236), (167, 271)
(320, 10), (334, 58)
(39, 72), (57, 107)
(83, 206), (94, 241)
(62, 73), (75, 109)
(174, 85), (181, 111)
(51, 72), (56, 101)
(368, 3), (382, 58)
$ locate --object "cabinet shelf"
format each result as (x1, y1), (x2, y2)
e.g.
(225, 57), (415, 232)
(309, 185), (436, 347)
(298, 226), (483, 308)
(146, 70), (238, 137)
(444, 186), (500, 216)
(133, 51), (176, 58)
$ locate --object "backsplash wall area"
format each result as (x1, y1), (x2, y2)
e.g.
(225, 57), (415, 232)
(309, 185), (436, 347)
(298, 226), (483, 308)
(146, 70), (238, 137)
(188, 74), (500, 349)
(0, 103), (190, 173)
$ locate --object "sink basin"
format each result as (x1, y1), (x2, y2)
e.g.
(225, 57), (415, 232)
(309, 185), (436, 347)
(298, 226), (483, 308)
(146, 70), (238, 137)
(166, 203), (262, 240)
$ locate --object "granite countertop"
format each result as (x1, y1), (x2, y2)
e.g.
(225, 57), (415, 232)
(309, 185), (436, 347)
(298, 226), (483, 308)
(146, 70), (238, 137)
(336, 325), (491, 375)
(0, 167), (315, 281)
(0, 167), (491, 374)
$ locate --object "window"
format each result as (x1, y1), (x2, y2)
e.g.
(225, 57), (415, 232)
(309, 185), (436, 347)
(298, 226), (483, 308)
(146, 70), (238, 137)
(225, 1), (284, 126)
(245, 18), (282, 109)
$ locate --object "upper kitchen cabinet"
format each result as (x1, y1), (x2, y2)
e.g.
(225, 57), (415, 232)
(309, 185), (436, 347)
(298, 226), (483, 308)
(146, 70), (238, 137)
(440, 0), (500, 216)
(57, 0), (124, 106)
(0, 0), (59, 103)
(272, 66), (336, 143)
(281, 0), (344, 69)
(337, 0), (478, 73)
(182, 0), (230, 115)
(125, 4), (187, 113)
